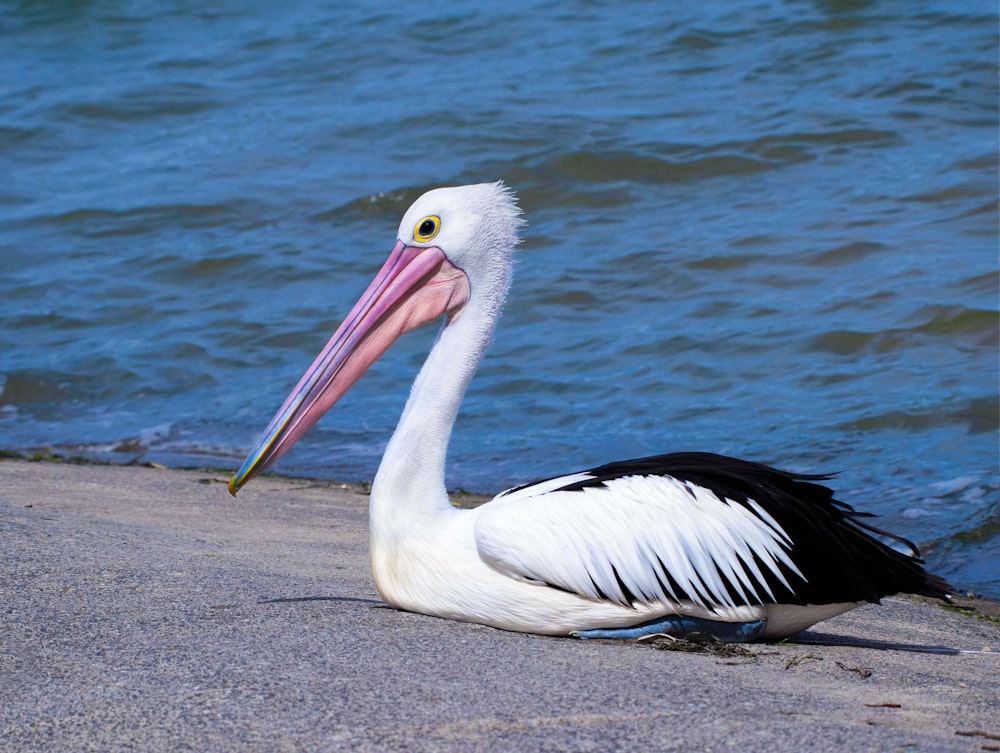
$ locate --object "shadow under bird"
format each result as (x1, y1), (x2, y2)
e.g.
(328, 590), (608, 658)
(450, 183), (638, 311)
(229, 181), (950, 642)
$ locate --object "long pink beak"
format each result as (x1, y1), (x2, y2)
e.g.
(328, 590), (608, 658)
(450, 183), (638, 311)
(229, 241), (470, 495)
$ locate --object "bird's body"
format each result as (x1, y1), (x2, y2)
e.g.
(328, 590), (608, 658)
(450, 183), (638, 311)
(369, 455), (890, 639)
(230, 181), (949, 641)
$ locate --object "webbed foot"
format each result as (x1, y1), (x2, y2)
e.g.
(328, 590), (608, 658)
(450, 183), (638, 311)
(571, 615), (767, 642)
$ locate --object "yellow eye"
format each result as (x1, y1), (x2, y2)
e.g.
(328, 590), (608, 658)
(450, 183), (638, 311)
(413, 215), (441, 243)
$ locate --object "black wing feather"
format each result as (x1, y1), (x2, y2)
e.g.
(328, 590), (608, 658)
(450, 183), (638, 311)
(515, 451), (951, 607)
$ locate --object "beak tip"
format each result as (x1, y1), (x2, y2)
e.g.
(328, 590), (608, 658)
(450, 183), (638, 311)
(227, 476), (240, 497)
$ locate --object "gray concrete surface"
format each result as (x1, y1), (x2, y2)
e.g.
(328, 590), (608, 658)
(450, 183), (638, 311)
(2, 459), (998, 752)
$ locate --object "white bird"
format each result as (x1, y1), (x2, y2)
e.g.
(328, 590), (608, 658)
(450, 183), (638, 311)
(230, 181), (950, 642)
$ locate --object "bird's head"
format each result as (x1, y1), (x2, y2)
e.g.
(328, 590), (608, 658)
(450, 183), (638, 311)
(396, 181), (523, 310)
(228, 181), (523, 495)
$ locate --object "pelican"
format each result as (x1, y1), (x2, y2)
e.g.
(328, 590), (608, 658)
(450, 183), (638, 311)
(229, 181), (950, 642)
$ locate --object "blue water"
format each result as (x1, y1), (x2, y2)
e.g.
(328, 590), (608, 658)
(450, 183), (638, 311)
(1, 1), (997, 597)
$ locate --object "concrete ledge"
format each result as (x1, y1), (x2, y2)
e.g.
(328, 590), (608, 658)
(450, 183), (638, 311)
(2, 460), (997, 752)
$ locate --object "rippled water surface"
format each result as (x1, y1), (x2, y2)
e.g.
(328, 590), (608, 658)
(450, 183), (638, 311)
(2, 1), (997, 596)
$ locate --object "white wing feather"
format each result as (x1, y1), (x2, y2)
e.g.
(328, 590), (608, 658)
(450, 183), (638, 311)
(474, 474), (804, 611)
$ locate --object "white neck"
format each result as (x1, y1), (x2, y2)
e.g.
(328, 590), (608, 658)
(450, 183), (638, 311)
(369, 294), (500, 537)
